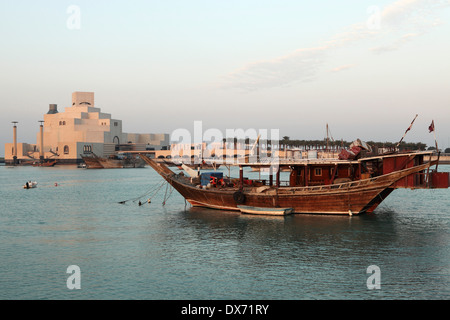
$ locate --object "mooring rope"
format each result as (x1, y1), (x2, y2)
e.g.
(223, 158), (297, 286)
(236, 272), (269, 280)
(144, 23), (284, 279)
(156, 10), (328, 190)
(161, 181), (169, 205)
(162, 183), (175, 206)
(118, 179), (166, 205)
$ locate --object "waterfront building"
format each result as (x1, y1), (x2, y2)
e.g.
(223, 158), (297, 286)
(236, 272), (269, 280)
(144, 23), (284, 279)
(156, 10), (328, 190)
(4, 92), (169, 164)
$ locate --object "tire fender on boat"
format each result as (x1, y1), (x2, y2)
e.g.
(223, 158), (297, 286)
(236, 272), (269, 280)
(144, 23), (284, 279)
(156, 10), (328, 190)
(233, 191), (246, 204)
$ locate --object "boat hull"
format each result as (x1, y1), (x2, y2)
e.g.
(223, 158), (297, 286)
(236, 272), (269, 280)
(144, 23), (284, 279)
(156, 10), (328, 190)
(238, 205), (293, 216)
(97, 158), (123, 169)
(165, 177), (393, 215)
(32, 160), (57, 167)
(81, 154), (145, 169)
(81, 156), (103, 169)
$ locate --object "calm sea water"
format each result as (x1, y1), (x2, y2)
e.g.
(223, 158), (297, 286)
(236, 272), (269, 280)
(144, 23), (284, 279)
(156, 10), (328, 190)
(1, 164), (449, 300)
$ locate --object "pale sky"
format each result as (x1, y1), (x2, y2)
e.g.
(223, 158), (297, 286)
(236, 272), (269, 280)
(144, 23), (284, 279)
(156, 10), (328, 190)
(1, 0), (449, 156)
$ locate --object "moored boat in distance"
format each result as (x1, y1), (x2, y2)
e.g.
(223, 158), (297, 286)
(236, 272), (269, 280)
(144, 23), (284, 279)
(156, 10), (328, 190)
(80, 154), (103, 169)
(139, 139), (449, 216)
(81, 153), (146, 169)
(23, 181), (37, 189)
(32, 160), (57, 167)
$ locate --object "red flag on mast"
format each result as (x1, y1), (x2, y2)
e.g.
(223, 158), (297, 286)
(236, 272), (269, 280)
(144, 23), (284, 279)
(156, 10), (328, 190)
(429, 120), (435, 133)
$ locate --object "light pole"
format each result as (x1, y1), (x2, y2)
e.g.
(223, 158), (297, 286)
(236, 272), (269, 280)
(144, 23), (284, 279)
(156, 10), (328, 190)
(12, 121), (18, 165)
(39, 120), (44, 161)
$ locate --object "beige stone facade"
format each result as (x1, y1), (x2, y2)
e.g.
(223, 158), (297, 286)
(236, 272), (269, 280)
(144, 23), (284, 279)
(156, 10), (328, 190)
(4, 92), (169, 164)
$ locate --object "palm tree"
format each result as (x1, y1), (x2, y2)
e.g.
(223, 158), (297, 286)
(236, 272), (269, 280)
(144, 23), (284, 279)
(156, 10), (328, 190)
(282, 136), (290, 150)
(222, 138), (227, 160)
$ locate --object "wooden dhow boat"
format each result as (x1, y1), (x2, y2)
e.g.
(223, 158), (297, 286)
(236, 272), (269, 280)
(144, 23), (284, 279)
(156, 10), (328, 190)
(80, 154), (103, 169)
(139, 148), (449, 216)
(81, 153), (146, 169)
(32, 160), (57, 167)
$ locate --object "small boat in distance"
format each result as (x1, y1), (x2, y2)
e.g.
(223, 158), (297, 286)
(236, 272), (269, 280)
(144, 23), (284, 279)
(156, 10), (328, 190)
(23, 181), (37, 189)
(80, 154), (103, 169)
(32, 160), (57, 167)
(80, 153), (145, 169)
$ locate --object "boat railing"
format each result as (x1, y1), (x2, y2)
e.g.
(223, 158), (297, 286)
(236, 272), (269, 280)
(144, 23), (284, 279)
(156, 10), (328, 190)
(247, 179), (290, 187)
(273, 164), (431, 194)
(248, 174), (381, 191)
(271, 176), (383, 194)
(248, 169), (422, 193)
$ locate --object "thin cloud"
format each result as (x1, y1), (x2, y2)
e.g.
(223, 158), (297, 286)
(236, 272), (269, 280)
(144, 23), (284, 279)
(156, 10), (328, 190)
(219, 0), (449, 91)
(330, 64), (355, 73)
(223, 46), (329, 91)
(370, 32), (421, 54)
(381, 0), (446, 26)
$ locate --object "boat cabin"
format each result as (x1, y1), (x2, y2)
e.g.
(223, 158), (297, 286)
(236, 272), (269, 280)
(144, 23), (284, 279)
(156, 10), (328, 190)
(243, 151), (448, 190)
